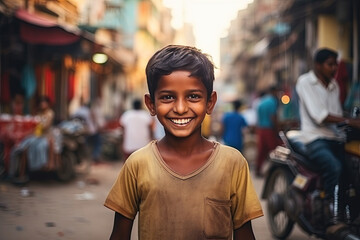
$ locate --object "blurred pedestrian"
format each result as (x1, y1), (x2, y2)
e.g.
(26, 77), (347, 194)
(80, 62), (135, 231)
(34, 96), (55, 137)
(11, 92), (25, 116)
(32, 96), (56, 169)
(119, 98), (154, 160)
(255, 85), (281, 177)
(105, 45), (263, 240)
(72, 98), (102, 164)
(90, 98), (106, 163)
(222, 99), (248, 152)
(9, 96), (55, 182)
(252, 91), (266, 126)
(296, 48), (360, 226)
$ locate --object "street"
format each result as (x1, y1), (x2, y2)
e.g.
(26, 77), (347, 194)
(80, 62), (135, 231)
(0, 153), (317, 240)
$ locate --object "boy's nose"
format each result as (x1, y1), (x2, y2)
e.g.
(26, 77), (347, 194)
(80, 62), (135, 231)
(173, 99), (188, 114)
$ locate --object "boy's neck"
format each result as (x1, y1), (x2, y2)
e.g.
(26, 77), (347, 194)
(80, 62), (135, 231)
(158, 133), (210, 155)
(156, 132), (215, 176)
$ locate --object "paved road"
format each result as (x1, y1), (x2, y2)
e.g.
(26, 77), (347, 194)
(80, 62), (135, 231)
(0, 158), (316, 240)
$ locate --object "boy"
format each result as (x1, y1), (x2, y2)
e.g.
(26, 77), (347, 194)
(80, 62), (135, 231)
(104, 45), (263, 239)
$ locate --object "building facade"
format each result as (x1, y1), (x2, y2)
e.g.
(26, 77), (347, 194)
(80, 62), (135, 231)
(0, 0), (176, 121)
(220, 0), (359, 122)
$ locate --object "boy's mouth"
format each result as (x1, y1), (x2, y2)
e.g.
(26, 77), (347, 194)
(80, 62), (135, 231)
(170, 118), (192, 125)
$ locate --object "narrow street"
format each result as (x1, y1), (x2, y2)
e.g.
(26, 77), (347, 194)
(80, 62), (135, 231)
(0, 147), (317, 240)
(0, 0), (358, 238)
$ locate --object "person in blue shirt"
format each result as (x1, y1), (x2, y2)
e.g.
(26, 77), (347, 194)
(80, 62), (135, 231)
(255, 86), (281, 177)
(222, 99), (248, 152)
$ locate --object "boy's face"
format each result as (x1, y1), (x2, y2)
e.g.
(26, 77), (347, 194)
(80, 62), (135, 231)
(145, 70), (216, 138)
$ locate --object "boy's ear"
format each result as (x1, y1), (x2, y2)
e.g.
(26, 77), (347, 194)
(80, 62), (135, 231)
(206, 91), (217, 115)
(144, 94), (156, 116)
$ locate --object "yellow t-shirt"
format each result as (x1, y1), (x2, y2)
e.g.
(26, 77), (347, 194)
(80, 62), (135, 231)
(104, 141), (263, 239)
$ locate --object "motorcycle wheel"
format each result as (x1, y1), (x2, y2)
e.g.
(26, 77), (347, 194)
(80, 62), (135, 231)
(266, 168), (295, 239)
(57, 150), (76, 181)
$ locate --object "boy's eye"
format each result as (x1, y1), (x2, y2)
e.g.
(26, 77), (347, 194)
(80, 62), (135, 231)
(160, 95), (174, 101)
(188, 94), (201, 100)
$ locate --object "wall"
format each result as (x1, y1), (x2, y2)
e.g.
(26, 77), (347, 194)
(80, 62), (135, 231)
(317, 15), (351, 61)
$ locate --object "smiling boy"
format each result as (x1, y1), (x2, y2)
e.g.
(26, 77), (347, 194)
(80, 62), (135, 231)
(104, 45), (263, 240)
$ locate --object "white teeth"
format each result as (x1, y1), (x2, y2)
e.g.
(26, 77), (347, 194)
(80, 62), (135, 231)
(171, 118), (192, 125)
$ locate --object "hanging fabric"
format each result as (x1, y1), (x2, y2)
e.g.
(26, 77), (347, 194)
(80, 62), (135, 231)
(44, 66), (55, 104)
(21, 64), (37, 99)
(67, 71), (75, 102)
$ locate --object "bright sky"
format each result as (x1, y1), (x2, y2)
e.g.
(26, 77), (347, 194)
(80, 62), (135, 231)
(163, 0), (253, 70)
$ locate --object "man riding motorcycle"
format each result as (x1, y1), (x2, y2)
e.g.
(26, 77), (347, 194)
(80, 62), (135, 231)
(296, 48), (360, 233)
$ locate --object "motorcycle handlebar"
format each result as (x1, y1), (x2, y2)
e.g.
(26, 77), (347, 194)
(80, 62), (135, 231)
(331, 227), (360, 240)
(342, 233), (360, 240)
(336, 121), (348, 128)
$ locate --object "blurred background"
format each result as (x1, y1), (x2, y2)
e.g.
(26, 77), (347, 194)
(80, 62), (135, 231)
(0, 0), (359, 239)
(0, 0), (359, 126)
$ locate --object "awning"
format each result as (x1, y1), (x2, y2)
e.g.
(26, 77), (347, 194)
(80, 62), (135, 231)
(103, 46), (137, 68)
(15, 9), (81, 45)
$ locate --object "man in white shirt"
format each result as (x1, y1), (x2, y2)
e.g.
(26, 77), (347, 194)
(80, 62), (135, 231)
(120, 99), (155, 160)
(296, 48), (360, 225)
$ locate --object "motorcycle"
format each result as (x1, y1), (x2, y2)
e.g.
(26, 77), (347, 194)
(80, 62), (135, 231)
(261, 126), (360, 240)
(56, 117), (91, 181)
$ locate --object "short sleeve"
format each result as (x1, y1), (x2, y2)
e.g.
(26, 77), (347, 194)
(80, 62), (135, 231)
(119, 112), (128, 126)
(104, 160), (139, 219)
(231, 159), (263, 229)
(296, 76), (329, 124)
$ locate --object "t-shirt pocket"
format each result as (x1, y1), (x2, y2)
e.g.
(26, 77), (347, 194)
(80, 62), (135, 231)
(203, 197), (232, 239)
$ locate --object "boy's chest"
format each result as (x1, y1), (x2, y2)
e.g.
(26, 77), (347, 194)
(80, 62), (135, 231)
(160, 149), (214, 176)
(136, 161), (234, 240)
(138, 157), (233, 200)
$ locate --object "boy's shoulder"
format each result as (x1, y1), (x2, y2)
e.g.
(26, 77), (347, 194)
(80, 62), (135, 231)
(217, 143), (247, 166)
(125, 141), (156, 165)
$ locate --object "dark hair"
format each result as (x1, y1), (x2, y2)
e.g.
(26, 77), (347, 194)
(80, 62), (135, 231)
(38, 95), (51, 105)
(314, 48), (338, 63)
(133, 99), (142, 110)
(232, 99), (242, 111)
(145, 45), (215, 102)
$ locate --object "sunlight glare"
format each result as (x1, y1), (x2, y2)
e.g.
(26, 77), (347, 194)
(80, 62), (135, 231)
(163, 0), (254, 71)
